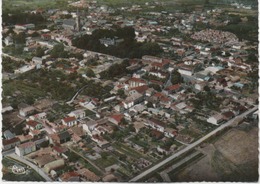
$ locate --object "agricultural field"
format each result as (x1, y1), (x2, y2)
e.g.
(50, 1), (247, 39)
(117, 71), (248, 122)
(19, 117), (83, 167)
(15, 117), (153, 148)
(173, 122), (258, 182)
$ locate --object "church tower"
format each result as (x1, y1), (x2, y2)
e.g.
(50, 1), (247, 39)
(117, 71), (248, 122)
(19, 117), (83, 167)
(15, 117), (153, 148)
(76, 9), (81, 32)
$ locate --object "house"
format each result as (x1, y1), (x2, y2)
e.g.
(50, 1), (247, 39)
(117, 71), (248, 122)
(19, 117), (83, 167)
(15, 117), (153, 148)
(133, 121), (145, 133)
(123, 93), (144, 109)
(178, 65), (194, 76)
(3, 130), (15, 140)
(52, 145), (68, 156)
(3, 137), (20, 150)
(50, 131), (71, 144)
(163, 84), (181, 95)
(146, 118), (166, 132)
(44, 159), (65, 173)
(142, 55), (162, 63)
(26, 120), (43, 130)
(164, 128), (178, 138)
(99, 37), (123, 47)
(82, 120), (98, 136)
(4, 36), (14, 46)
(102, 174), (118, 182)
(15, 141), (36, 156)
(108, 114), (124, 125)
(68, 109), (86, 119)
(207, 114), (223, 125)
(128, 85), (149, 96)
(28, 112), (47, 121)
(91, 135), (110, 148)
(62, 19), (76, 30)
(34, 155), (56, 168)
(19, 106), (36, 117)
(77, 168), (100, 182)
(32, 57), (43, 65)
(62, 116), (77, 127)
(222, 111), (235, 121)
(59, 171), (80, 182)
(58, 131), (71, 144)
(128, 78), (147, 88)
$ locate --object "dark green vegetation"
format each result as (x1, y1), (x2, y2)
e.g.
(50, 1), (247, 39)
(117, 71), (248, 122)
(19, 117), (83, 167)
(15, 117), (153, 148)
(100, 60), (130, 79)
(2, 57), (25, 73)
(2, 68), (112, 108)
(2, 157), (45, 181)
(72, 27), (163, 59)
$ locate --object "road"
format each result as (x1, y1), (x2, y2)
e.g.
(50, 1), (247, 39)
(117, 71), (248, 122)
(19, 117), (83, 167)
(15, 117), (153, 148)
(8, 153), (52, 181)
(66, 84), (89, 104)
(129, 106), (258, 182)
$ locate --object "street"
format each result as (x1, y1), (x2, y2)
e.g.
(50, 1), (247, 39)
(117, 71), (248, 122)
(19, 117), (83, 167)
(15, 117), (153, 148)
(8, 153), (52, 181)
(130, 106), (258, 182)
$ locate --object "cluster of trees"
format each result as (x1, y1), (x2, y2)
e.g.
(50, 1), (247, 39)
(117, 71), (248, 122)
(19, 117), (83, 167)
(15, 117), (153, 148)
(81, 80), (113, 99)
(2, 57), (25, 73)
(189, 90), (222, 111)
(100, 60), (130, 79)
(17, 69), (77, 101)
(72, 27), (163, 59)
(171, 69), (183, 85)
(3, 12), (46, 25)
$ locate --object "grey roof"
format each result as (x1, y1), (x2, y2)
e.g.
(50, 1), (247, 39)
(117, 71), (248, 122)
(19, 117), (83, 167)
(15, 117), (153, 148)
(58, 131), (71, 140)
(63, 19), (76, 27)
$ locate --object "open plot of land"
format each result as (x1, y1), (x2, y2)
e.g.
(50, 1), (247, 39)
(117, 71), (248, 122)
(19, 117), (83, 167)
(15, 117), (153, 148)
(173, 122), (258, 182)
(2, 157), (45, 181)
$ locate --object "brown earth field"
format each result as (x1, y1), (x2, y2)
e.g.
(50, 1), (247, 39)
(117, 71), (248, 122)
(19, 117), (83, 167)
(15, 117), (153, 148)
(171, 122), (258, 182)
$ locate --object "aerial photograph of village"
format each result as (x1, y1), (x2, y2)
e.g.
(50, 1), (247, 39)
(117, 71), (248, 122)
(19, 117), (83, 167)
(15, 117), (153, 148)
(1, 0), (259, 182)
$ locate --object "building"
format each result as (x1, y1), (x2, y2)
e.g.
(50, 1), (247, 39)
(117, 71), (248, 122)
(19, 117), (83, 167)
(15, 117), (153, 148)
(19, 106), (36, 117)
(4, 36), (14, 46)
(44, 159), (65, 173)
(108, 114), (124, 125)
(26, 120), (43, 130)
(207, 114), (223, 125)
(128, 78), (147, 88)
(3, 137), (20, 150)
(15, 141), (36, 156)
(59, 171), (80, 182)
(68, 109), (86, 119)
(62, 116), (77, 127)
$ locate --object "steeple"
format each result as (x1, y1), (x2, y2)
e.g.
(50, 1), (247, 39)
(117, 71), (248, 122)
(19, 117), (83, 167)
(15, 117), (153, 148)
(76, 8), (81, 32)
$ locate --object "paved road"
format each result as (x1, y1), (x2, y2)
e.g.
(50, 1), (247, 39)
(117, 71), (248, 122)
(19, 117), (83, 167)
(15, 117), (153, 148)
(8, 153), (52, 181)
(130, 106), (258, 182)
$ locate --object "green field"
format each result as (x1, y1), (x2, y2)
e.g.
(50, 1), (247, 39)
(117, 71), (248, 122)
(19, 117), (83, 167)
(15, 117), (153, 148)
(3, 0), (74, 12)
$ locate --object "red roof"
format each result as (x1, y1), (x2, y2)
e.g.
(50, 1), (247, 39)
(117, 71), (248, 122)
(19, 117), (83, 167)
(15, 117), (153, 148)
(62, 116), (76, 123)
(3, 137), (20, 146)
(166, 84), (181, 91)
(150, 80), (164, 86)
(154, 92), (165, 98)
(110, 114), (124, 123)
(18, 141), (35, 149)
(26, 120), (39, 128)
(128, 78), (146, 84)
(130, 85), (149, 94)
(53, 146), (67, 153)
(60, 172), (80, 181)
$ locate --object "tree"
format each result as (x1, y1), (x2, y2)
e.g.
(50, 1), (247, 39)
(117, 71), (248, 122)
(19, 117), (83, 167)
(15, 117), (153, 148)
(35, 47), (45, 57)
(117, 89), (126, 98)
(204, 85), (211, 92)
(14, 32), (26, 44)
(171, 70), (183, 85)
(86, 68), (95, 77)
(50, 44), (68, 58)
